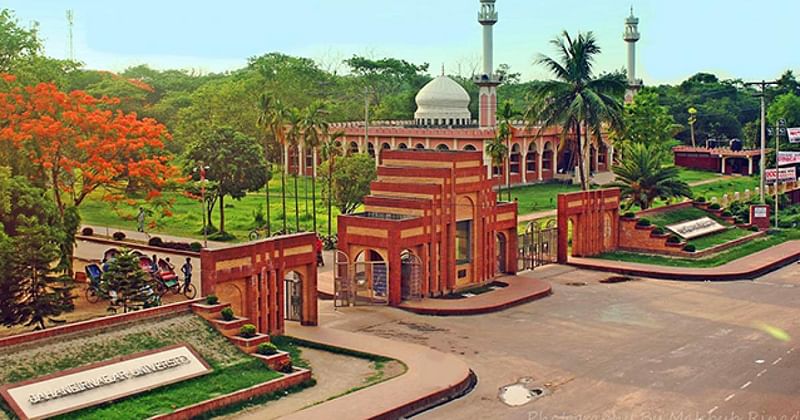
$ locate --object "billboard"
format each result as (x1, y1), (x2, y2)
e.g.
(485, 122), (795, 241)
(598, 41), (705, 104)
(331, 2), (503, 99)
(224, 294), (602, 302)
(766, 167), (797, 183)
(789, 127), (800, 144)
(778, 151), (800, 166)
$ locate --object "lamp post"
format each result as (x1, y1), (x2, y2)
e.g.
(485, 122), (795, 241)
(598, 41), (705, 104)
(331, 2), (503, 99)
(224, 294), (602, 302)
(774, 119), (786, 229)
(688, 107), (697, 147)
(744, 80), (779, 203)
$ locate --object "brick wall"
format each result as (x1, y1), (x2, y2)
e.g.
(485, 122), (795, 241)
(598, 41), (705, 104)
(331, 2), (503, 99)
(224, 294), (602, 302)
(618, 219), (685, 256)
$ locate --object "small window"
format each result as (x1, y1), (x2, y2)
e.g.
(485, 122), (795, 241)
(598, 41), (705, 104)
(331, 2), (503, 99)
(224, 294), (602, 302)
(455, 220), (472, 264)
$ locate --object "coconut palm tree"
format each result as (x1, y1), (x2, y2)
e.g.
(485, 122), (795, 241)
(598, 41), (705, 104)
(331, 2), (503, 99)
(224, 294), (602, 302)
(321, 131), (345, 238)
(524, 31), (626, 190)
(609, 143), (692, 210)
(299, 100), (330, 234)
(497, 100), (517, 201)
(259, 95), (289, 233)
(285, 109), (302, 232)
(485, 136), (508, 202)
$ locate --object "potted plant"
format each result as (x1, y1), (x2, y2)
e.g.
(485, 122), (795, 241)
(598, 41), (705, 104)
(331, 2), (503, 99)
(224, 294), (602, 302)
(650, 227), (668, 237)
(621, 211), (636, 220)
(665, 234), (683, 247)
(239, 324), (257, 338)
(253, 343), (292, 371)
(683, 244), (697, 253)
(635, 218), (653, 230)
(693, 196), (708, 208)
(221, 307), (235, 321)
(191, 294), (229, 319)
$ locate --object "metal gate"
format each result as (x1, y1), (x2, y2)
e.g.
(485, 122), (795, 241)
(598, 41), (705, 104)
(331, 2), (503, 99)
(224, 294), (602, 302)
(334, 250), (390, 306)
(284, 271), (302, 321)
(518, 219), (558, 271)
(401, 251), (423, 301)
(334, 251), (353, 307)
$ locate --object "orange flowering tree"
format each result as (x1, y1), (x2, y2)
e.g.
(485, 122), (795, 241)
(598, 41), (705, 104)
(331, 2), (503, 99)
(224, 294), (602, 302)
(0, 74), (178, 216)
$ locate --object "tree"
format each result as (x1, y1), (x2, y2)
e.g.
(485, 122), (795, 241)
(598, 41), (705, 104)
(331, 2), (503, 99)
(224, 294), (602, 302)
(343, 55), (430, 113)
(321, 131), (345, 238)
(0, 170), (75, 330)
(768, 93), (800, 128)
(184, 127), (268, 237)
(285, 110), (303, 232)
(299, 100), (330, 233)
(319, 154), (377, 214)
(259, 95), (291, 232)
(485, 136), (508, 202)
(497, 100), (516, 200)
(102, 249), (157, 313)
(524, 31), (625, 190)
(0, 9), (42, 73)
(611, 90), (681, 159)
(609, 143), (692, 210)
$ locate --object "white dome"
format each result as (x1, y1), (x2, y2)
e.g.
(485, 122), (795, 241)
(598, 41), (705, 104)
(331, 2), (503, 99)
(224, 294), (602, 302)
(414, 75), (472, 126)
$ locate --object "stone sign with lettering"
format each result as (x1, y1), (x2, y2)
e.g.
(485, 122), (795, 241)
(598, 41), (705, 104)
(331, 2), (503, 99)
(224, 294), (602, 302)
(666, 217), (726, 240)
(0, 344), (211, 420)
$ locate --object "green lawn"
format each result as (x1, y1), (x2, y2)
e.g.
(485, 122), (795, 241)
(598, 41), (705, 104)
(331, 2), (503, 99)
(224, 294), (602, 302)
(506, 182), (580, 214)
(80, 174), (342, 242)
(690, 176), (760, 202)
(677, 168), (725, 184)
(640, 205), (751, 251)
(596, 230), (800, 268)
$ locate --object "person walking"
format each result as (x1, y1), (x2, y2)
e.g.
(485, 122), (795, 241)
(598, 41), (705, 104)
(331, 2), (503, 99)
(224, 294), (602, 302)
(181, 258), (193, 293)
(137, 207), (146, 233)
(315, 235), (324, 267)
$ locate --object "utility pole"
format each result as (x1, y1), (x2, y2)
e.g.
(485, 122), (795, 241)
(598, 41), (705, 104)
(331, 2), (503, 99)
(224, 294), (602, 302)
(745, 80), (779, 203)
(66, 10), (75, 61)
(775, 119), (786, 228)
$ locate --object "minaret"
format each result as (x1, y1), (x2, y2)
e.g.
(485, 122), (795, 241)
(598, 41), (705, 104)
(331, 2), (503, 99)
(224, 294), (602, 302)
(623, 7), (641, 103)
(474, 0), (501, 128)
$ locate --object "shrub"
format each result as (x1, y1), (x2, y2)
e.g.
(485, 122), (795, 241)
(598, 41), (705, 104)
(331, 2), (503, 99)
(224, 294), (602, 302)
(148, 237), (163, 246)
(622, 211), (636, 219)
(220, 307), (235, 321)
(239, 324), (257, 338)
(666, 235), (681, 244)
(749, 225), (760, 232)
(651, 227), (665, 235)
(695, 196), (706, 203)
(81, 227), (94, 236)
(721, 211), (733, 218)
(190, 242), (203, 252)
(708, 203), (721, 210)
(778, 220), (792, 229)
(636, 218), (651, 227)
(209, 231), (236, 241)
(256, 342), (279, 356)
(112, 231), (126, 241)
(205, 295), (219, 305)
(683, 244), (697, 253)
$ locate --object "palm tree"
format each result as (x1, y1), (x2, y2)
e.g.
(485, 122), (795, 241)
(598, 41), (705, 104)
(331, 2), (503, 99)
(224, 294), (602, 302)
(257, 94), (277, 236)
(497, 100), (516, 201)
(299, 100), (330, 234)
(321, 131), (344, 238)
(285, 109), (302, 232)
(485, 136), (508, 202)
(524, 31), (626, 190)
(609, 143), (692, 210)
(259, 95), (289, 233)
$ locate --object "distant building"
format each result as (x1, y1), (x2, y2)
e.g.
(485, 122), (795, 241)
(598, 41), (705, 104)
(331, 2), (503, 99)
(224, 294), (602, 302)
(673, 145), (767, 176)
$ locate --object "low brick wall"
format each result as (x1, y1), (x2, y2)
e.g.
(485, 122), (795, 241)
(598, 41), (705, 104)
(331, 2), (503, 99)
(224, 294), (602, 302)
(618, 219), (685, 256)
(0, 299), (203, 349)
(148, 368), (312, 420)
(77, 235), (201, 258)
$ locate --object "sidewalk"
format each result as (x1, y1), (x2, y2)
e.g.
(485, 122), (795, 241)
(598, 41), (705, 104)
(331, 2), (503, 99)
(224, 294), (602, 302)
(82, 224), (229, 249)
(398, 274), (552, 316)
(281, 324), (474, 420)
(569, 240), (800, 281)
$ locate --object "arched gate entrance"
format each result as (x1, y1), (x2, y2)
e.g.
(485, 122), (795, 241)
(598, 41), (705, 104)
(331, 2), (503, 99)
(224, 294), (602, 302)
(518, 219), (558, 270)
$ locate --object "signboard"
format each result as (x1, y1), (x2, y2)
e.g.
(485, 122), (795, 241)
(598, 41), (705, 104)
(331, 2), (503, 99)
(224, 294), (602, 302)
(766, 167), (797, 183)
(750, 205), (771, 230)
(778, 151), (800, 166)
(666, 217), (727, 240)
(1, 344), (211, 420)
(788, 127), (800, 143)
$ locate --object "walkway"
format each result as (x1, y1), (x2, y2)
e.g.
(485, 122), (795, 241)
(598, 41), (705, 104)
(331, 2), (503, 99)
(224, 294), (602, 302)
(81, 224), (229, 249)
(398, 275), (552, 316)
(569, 240), (800, 281)
(280, 324), (475, 420)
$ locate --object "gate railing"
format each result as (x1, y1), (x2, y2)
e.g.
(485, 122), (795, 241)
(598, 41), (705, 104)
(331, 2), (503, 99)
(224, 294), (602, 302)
(518, 219), (558, 271)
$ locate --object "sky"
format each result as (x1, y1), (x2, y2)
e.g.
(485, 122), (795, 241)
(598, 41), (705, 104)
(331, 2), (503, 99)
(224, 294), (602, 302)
(5, 0), (799, 85)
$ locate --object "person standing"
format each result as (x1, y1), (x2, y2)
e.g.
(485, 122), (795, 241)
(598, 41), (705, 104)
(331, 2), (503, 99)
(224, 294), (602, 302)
(137, 207), (146, 233)
(315, 235), (324, 267)
(181, 258), (193, 292)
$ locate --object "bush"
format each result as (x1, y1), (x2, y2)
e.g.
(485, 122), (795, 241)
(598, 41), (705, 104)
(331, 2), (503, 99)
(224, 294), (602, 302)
(683, 244), (697, 253)
(636, 218), (651, 227)
(695, 196), (706, 203)
(112, 231), (126, 241)
(239, 324), (257, 338)
(220, 307), (235, 321)
(256, 342), (279, 356)
(778, 220), (793, 229)
(209, 231), (236, 241)
(708, 203), (721, 210)
(651, 227), (665, 235)
(190, 242), (203, 252)
(666, 235), (681, 244)
(81, 227), (94, 236)
(749, 225), (760, 232)
(622, 211), (636, 219)
(721, 211), (733, 218)
(148, 237), (163, 246)
(205, 295), (219, 305)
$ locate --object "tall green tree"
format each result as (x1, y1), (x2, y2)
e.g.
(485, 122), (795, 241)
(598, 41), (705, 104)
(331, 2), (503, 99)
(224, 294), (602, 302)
(103, 249), (157, 313)
(319, 154), (377, 214)
(259, 96), (291, 233)
(497, 100), (516, 200)
(524, 31), (625, 190)
(485, 136), (508, 202)
(285, 110), (303, 232)
(184, 127), (268, 237)
(612, 90), (682, 159)
(321, 131), (345, 238)
(609, 143), (692, 210)
(299, 100), (330, 233)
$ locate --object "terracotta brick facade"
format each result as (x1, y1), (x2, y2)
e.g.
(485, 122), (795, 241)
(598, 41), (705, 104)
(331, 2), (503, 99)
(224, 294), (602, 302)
(557, 189), (621, 263)
(200, 233), (318, 336)
(337, 149), (518, 306)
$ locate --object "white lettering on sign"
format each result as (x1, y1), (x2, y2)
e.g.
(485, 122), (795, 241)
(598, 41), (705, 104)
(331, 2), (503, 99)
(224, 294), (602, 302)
(778, 151), (800, 166)
(754, 207), (768, 218)
(766, 167), (797, 183)
(666, 217), (727, 240)
(1, 345), (211, 420)
(789, 127), (800, 143)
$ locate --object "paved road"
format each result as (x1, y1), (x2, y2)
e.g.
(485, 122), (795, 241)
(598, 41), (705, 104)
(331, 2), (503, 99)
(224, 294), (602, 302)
(314, 263), (800, 419)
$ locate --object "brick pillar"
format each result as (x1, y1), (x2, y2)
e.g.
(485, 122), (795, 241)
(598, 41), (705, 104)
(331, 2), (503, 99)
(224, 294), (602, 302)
(302, 262), (318, 326)
(557, 195), (569, 264)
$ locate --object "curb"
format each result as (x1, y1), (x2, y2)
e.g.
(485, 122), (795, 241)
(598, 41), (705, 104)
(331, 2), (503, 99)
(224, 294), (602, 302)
(397, 286), (553, 316)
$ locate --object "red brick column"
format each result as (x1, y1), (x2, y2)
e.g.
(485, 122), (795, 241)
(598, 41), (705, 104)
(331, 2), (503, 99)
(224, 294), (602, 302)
(302, 262), (318, 326)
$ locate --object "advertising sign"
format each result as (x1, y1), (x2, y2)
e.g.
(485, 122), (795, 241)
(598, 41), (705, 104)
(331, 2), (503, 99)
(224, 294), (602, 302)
(0, 344), (211, 420)
(666, 217), (726, 240)
(766, 167), (797, 183)
(788, 127), (800, 143)
(778, 151), (800, 166)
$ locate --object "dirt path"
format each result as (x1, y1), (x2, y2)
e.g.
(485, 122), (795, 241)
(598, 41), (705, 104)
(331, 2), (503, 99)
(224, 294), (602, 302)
(229, 348), (404, 419)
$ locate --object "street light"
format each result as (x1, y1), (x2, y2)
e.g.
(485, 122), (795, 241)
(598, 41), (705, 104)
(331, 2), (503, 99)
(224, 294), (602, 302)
(193, 163), (210, 248)
(774, 118), (787, 229)
(688, 107), (697, 147)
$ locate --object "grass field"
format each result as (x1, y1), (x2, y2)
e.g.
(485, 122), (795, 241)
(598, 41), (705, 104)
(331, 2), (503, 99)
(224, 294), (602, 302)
(638, 206), (751, 251)
(690, 176), (760, 202)
(677, 168), (726, 184)
(505, 182), (580, 214)
(80, 173), (342, 242)
(0, 314), (287, 420)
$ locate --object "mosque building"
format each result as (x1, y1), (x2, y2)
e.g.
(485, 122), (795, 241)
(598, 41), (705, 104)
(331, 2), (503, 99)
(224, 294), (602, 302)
(288, 1), (640, 187)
